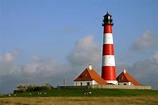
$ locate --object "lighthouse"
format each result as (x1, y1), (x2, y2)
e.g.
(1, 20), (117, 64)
(101, 12), (118, 84)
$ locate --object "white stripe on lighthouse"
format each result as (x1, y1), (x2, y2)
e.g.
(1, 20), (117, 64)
(103, 33), (113, 44)
(102, 55), (115, 66)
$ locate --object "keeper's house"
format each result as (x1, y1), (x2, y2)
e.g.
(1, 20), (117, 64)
(117, 69), (141, 86)
(74, 64), (107, 86)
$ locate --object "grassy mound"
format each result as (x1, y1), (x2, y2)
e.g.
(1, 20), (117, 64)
(2, 88), (158, 97)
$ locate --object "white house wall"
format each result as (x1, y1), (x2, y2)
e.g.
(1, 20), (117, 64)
(74, 80), (98, 86)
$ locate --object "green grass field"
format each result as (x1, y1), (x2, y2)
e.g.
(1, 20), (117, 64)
(0, 89), (158, 105)
(1, 88), (158, 97)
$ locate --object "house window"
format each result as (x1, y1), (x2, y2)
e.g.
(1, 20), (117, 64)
(80, 82), (82, 86)
(124, 83), (126, 85)
(87, 82), (90, 86)
(118, 78), (122, 82)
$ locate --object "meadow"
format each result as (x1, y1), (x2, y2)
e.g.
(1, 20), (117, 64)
(0, 96), (158, 105)
(0, 89), (158, 105)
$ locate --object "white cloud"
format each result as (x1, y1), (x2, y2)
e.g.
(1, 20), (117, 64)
(66, 35), (101, 67)
(21, 56), (70, 78)
(0, 52), (18, 75)
(131, 30), (157, 51)
(150, 51), (158, 63)
(0, 52), (16, 63)
(24, 63), (39, 75)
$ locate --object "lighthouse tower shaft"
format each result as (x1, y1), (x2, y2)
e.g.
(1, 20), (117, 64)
(101, 12), (118, 84)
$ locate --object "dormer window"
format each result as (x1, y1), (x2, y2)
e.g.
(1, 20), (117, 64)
(118, 78), (122, 82)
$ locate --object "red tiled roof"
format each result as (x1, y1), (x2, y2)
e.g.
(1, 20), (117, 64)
(74, 68), (107, 85)
(117, 70), (141, 86)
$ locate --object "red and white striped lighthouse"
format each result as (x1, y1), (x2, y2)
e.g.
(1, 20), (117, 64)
(101, 12), (118, 84)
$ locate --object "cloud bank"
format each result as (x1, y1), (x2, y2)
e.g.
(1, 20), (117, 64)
(0, 32), (158, 93)
(0, 52), (71, 93)
(0, 35), (101, 93)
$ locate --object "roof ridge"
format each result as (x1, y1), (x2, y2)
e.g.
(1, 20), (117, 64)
(89, 69), (107, 84)
(124, 72), (132, 81)
(86, 68), (93, 80)
(125, 72), (137, 82)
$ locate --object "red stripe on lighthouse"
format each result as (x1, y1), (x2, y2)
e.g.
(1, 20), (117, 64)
(104, 25), (112, 33)
(102, 66), (116, 80)
(103, 44), (114, 55)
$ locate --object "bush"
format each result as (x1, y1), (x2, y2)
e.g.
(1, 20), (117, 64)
(13, 83), (53, 93)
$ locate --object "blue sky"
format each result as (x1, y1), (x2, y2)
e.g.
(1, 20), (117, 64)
(0, 0), (158, 93)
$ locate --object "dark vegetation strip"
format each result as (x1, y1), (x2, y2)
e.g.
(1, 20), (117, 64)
(1, 89), (158, 97)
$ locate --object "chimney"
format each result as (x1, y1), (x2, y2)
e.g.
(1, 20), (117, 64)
(123, 68), (126, 73)
(88, 64), (92, 70)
